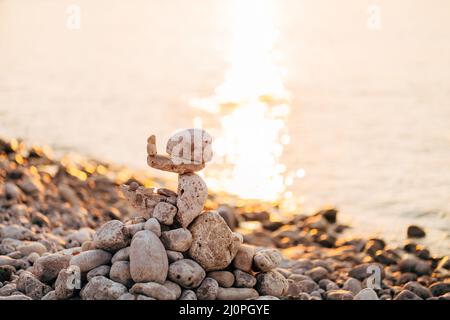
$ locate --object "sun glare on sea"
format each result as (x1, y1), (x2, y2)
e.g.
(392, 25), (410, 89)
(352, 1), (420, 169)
(191, 0), (303, 208)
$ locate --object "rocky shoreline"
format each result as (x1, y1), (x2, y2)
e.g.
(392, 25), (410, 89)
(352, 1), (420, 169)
(0, 135), (449, 300)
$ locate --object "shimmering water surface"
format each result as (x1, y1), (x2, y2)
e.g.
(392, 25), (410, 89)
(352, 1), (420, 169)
(1, 0), (449, 253)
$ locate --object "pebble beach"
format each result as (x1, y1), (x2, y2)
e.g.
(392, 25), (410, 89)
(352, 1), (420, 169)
(0, 133), (449, 301)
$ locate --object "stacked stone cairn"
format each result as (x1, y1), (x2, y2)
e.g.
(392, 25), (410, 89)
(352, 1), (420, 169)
(6, 129), (286, 300)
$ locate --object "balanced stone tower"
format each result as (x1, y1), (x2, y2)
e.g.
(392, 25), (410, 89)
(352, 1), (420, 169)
(70, 129), (286, 300)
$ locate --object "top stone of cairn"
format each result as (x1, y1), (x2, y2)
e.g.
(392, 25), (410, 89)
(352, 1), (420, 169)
(147, 129), (212, 174)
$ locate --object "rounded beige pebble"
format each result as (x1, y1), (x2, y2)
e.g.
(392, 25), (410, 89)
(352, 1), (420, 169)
(233, 245), (255, 272)
(86, 265), (111, 281)
(80, 276), (127, 300)
(256, 271), (288, 297)
(144, 218), (161, 237)
(69, 250), (112, 273)
(180, 289), (197, 300)
(130, 282), (177, 300)
(166, 250), (184, 263)
(111, 246), (130, 264)
(168, 259), (205, 289)
(18, 242), (47, 256)
(166, 128), (213, 164)
(92, 220), (130, 252)
(153, 202), (178, 225)
(196, 277), (219, 300)
(129, 230), (168, 284)
(32, 253), (71, 283)
(161, 228), (192, 252)
(233, 270), (257, 288)
(188, 211), (241, 271)
(176, 173), (208, 228)
(216, 287), (259, 300)
(110, 261), (133, 288)
(207, 271), (235, 288)
(253, 249), (282, 272)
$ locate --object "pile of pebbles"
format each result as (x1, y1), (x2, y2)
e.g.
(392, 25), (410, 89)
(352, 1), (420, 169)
(0, 132), (449, 300)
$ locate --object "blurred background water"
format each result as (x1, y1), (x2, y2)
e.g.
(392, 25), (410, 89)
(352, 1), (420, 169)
(0, 0), (449, 253)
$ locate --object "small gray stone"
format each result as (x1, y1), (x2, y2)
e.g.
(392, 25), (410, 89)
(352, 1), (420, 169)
(208, 271), (235, 288)
(80, 276), (127, 300)
(130, 282), (177, 300)
(326, 289), (354, 300)
(69, 250), (112, 273)
(110, 261), (133, 288)
(403, 281), (432, 299)
(161, 228), (192, 252)
(233, 270), (256, 288)
(144, 218), (161, 237)
(343, 277), (362, 295)
(87, 265), (111, 281)
(111, 247), (130, 264)
(216, 288), (259, 300)
(125, 223), (145, 237)
(196, 277), (219, 300)
(153, 202), (178, 225)
(92, 220), (130, 252)
(168, 259), (205, 289)
(256, 271), (288, 297)
(233, 244), (255, 272)
(129, 230), (168, 284)
(17, 271), (52, 300)
(394, 289), (422, 300)
(253, 249), (282, 272)
(305, 266), (329, 282)
(166, 250), (184, 263)
(33, 253), (71, 283)
(354, 288), (379, 300)
(180, 289), (197, 300)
